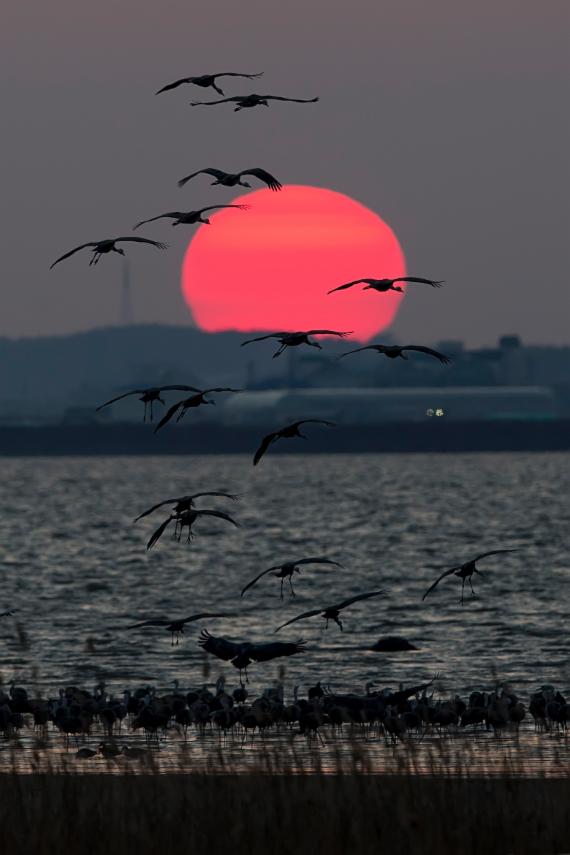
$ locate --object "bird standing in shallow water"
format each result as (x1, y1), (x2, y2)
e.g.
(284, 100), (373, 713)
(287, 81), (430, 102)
(422, 549), (520, 605)
(275, 590), (386, 633)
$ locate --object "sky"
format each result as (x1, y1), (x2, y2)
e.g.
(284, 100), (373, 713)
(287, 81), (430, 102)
(1, 0), (568, 347)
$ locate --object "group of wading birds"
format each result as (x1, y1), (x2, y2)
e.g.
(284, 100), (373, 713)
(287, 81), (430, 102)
(3, 70), (562, 757)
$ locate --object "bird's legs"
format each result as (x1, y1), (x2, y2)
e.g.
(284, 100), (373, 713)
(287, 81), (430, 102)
(468, 577), (478, 598)
(272, 344), (287, 359)
(307, 340), (322, 351)
(333, 616), (344, 631)
(460, 578), (465, 606)
(143, 401), (148, 422)
(280, 578), (284, 600)
(289, 576), (296, 596)
(212, 84), (224, 96)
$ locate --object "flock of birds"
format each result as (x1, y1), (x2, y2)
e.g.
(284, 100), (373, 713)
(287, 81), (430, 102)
(2, 68), (560, 759)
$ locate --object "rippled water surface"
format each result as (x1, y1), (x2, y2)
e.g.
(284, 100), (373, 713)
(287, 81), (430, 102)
(0, 452), (568, 700)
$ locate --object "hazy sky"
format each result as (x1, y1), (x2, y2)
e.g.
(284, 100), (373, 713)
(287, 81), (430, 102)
(1, 0), (568, 346)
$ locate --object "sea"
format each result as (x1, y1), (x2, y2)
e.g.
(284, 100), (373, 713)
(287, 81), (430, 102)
(1, 451), (568, 702)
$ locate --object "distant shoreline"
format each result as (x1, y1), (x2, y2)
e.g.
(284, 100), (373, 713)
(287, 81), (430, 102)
(0, 421), (568, 456)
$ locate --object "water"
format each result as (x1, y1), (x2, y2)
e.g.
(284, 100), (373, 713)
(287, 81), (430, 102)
(1, 452), (568, 700)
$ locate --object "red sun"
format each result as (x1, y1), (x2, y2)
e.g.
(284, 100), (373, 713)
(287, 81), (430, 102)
(181, 185), (406, 342)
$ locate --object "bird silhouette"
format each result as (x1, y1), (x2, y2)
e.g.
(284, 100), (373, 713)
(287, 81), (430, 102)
(146, 509), (240, 550)
(275, 590), (386, 632)
(190, 93), (319, 111)
(0, 609), (17, 619)
(422, 549), (519, 605)
(253, 420), (335, 466)
(153, 389), (242, 432)
(50, 237), (167, 269)
(328, 277), (444, 295)
(178, 167), (281, 192)
(96, 385), (202, 422)
(134, 492), (239, 522)
(156, 72), (263, 96)
(198, 629), (305, 684)
(128, 613), (232, 645)
(133, 205), (249, 231)
(341, 344), (451, 364)
(241, 330), (352, 359)
(241, 557), (343, 599)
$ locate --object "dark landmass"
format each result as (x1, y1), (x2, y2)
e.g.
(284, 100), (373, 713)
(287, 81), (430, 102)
(0, 420), (569, 456)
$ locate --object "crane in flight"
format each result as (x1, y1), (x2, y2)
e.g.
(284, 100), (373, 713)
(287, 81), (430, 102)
(241, 557), (343, 599)
(328, 277), (444, 295)
(134, 492), (239, 523)
(127, 613), (232, 645)
(133, 205), (249, 231)
(241, 330), (352, 359)
(190, 93), (319, 111)
(341, 344), (451, 364)
(156, 71), (263, 96)
(275, 590), (386, 632)
(178, 167), (281, 192)
(253, 420), (335, 466)
(198, 629), (306, 684)
(95, 385), (202, 422)
(153, 388), (242, 433)
(50, 237), (167, 269)
(146, 508), (240, 550)
(422, 549), (519, 605)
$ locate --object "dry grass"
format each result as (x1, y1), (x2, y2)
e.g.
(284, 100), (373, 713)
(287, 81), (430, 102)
(1, 740), (569, 855)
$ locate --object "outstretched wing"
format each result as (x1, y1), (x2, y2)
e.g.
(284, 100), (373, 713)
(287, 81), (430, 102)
(239, 168), (282, 191)
(132, 215), (182, 231)
(146, 516), (174, 550)
(50, 243), (96, 269)
(190, 97), (242, 106)
(198, 205), (250, 214)
(177, 168), (228, 188)
(96, 389), (145, 411)
(156, 77), (192, 94)
(334, 589), (386, 612)
(128, 619), (171, 629)
(240, 566), (280, 597)
(295, 557), (343, 568)
(249, 640), (306, 661)
(115, 237), (168, 248)
(340, 346), (375, 359)
(158, 385), (202, 393)
(194, 509), (240, 527)
(422, 567), (461, 601)
(263, 96), (319, 103)
(241, 333), (289, 346)
(198, 629), (242, 661)
(274, 609), (322, 632)
(401, 346), (451, 364)
(473, 548), (519, 563)
(253, 432), (278, 466)
(393, 277), (444, 287)
(201, 388), (243, 395)
(327, 279), (373, 294)
(134, 498), (183, 522)
(306, 330), (353, 337)
(214, 72), (264, 80)
(154, 401), (183, 433)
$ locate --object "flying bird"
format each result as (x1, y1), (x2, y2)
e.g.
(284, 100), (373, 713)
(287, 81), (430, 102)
(241, 330), (352, 359)
(96, 385), (202, 422)
(253, 420), (335, 466)
(422, 549), (519, 605)
(241, 557), (343, 599)
(50, 237), (167, 269)
(146, 508), (240, 550)
(0, 609), (17, 619)
(134, 492), (239, 523)
(341, 344), (451, 364)
(190, 93), (319, 111)
(156, 72), (263, 96)
(153, 389), (242, 433)
(275, 590), (386, 633)
(328, 277), (444, 295)
(178, 167), (282, 192)
(133, 205), (249, 231)
(198, 629), (305, 683)
(128, 613), (232, 645)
